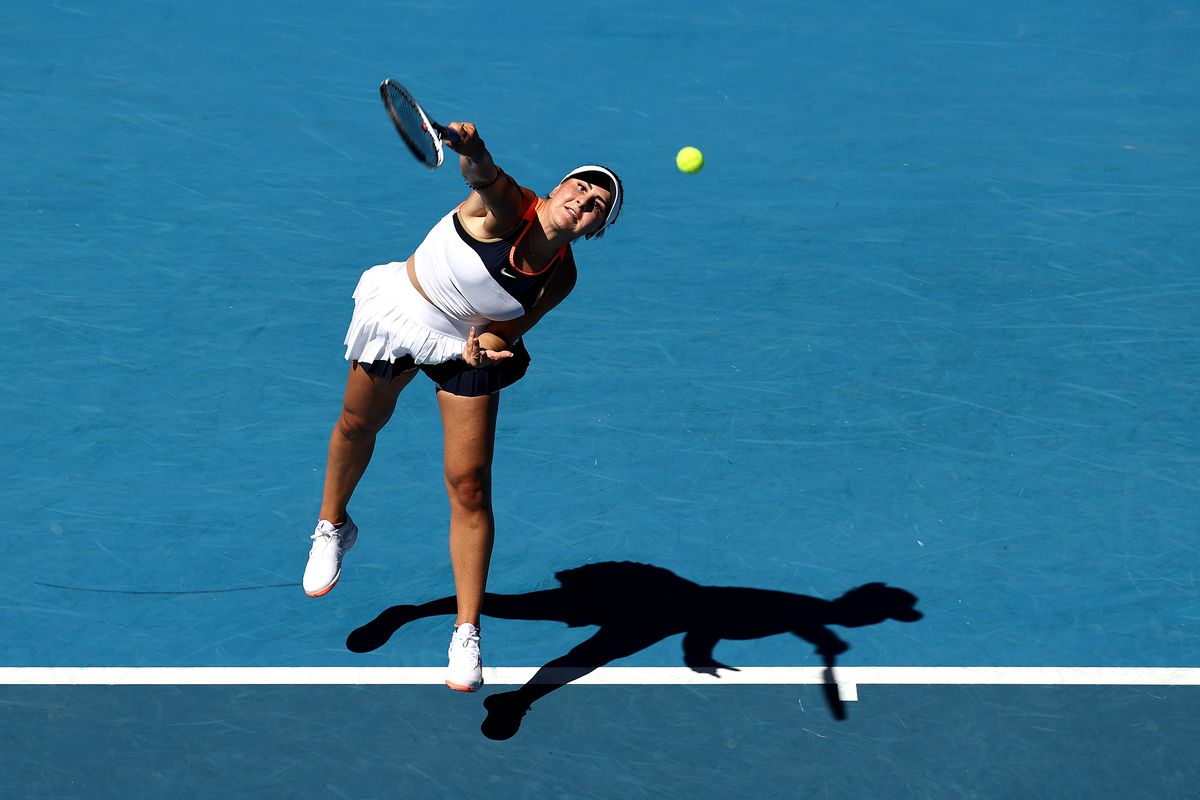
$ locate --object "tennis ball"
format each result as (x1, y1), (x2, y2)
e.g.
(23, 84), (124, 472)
(676, 146), (704, 174)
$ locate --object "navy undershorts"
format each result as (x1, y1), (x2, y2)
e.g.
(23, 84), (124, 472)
(355, 337), (531, 397)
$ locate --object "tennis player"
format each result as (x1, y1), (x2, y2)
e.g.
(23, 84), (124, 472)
(303, 120), (622, 693)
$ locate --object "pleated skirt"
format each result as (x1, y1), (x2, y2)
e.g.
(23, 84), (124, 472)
(342, 262), (484, 366)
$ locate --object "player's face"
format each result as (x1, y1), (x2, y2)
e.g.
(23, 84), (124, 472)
(552, 178), (612, 237)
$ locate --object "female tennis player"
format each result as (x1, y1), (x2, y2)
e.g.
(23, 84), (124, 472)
(302, 120), (622, 693)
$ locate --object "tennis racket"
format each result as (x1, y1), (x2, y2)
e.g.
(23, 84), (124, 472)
(379, 79), (460, 169)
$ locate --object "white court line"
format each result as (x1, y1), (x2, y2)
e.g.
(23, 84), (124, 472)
(2, 667), (1198, 702)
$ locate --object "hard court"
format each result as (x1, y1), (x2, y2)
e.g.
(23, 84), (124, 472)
(2, 1), (1198, 797)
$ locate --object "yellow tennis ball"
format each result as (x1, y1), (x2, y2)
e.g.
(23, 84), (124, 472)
(676, 146), (704, 174)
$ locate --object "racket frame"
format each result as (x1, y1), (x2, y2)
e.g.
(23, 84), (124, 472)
(379, 78), (458, 169)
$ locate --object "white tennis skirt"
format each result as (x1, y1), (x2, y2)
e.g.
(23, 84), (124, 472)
(342, 262), (484, 366)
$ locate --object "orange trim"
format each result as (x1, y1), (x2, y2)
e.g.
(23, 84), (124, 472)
(508, 196), (566, 275)
(305, 572), (339, 598)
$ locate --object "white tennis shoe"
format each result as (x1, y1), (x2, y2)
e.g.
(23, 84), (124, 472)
(303, 517), (358, 597)
(446, 623), (484, 692)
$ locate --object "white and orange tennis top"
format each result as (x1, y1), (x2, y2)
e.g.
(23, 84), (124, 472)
(413, 194), (570, 323)
(343, 194), (570, 367)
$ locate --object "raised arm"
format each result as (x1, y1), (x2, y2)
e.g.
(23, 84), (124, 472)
(443, 121), (529, 238)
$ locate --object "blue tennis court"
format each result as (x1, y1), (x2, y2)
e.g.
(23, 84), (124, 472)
(3, 0), (1198, 797)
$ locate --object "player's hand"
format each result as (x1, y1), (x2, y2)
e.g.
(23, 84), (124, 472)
(463, 326), (513, 368)
(444, 122), (487, 160)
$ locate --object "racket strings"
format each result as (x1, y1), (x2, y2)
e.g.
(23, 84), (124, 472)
(385, 85), (440, 167)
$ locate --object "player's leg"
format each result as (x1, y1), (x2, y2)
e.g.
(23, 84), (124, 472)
(437, 388), (500, 691)
(305, 362), (416, 597)
(319, 362), (416, 523)
(437, 389), (500, 627)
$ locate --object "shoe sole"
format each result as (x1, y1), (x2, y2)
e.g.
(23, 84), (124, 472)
(445, 680), (482, 693)
(304, 569), (341, 598)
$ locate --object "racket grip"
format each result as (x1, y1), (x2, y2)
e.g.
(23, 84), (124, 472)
(434, 123), (461, 144)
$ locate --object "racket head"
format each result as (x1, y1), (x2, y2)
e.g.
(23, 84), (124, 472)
(379, 79), (447, 169)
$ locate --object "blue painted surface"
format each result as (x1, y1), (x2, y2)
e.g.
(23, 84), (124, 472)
(2, 0), (1199, 793)
(2, 685), (1198, 799)
(4, 0), (1197, 670)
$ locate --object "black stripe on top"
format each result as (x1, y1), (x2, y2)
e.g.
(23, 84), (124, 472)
(451, 211), (557, 314)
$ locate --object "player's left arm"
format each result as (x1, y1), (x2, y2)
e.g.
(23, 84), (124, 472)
(476, 251), (579, 356)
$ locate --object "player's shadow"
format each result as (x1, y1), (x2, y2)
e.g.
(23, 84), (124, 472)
(346, 561), (922, 740)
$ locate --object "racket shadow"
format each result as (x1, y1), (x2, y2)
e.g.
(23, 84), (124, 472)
(345, 562), (922, 740)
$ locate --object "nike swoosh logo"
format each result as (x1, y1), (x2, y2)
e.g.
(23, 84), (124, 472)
(500, 268), (520, 279)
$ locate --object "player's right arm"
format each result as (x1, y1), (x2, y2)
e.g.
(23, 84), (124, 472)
(443, 121), (528, 238)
